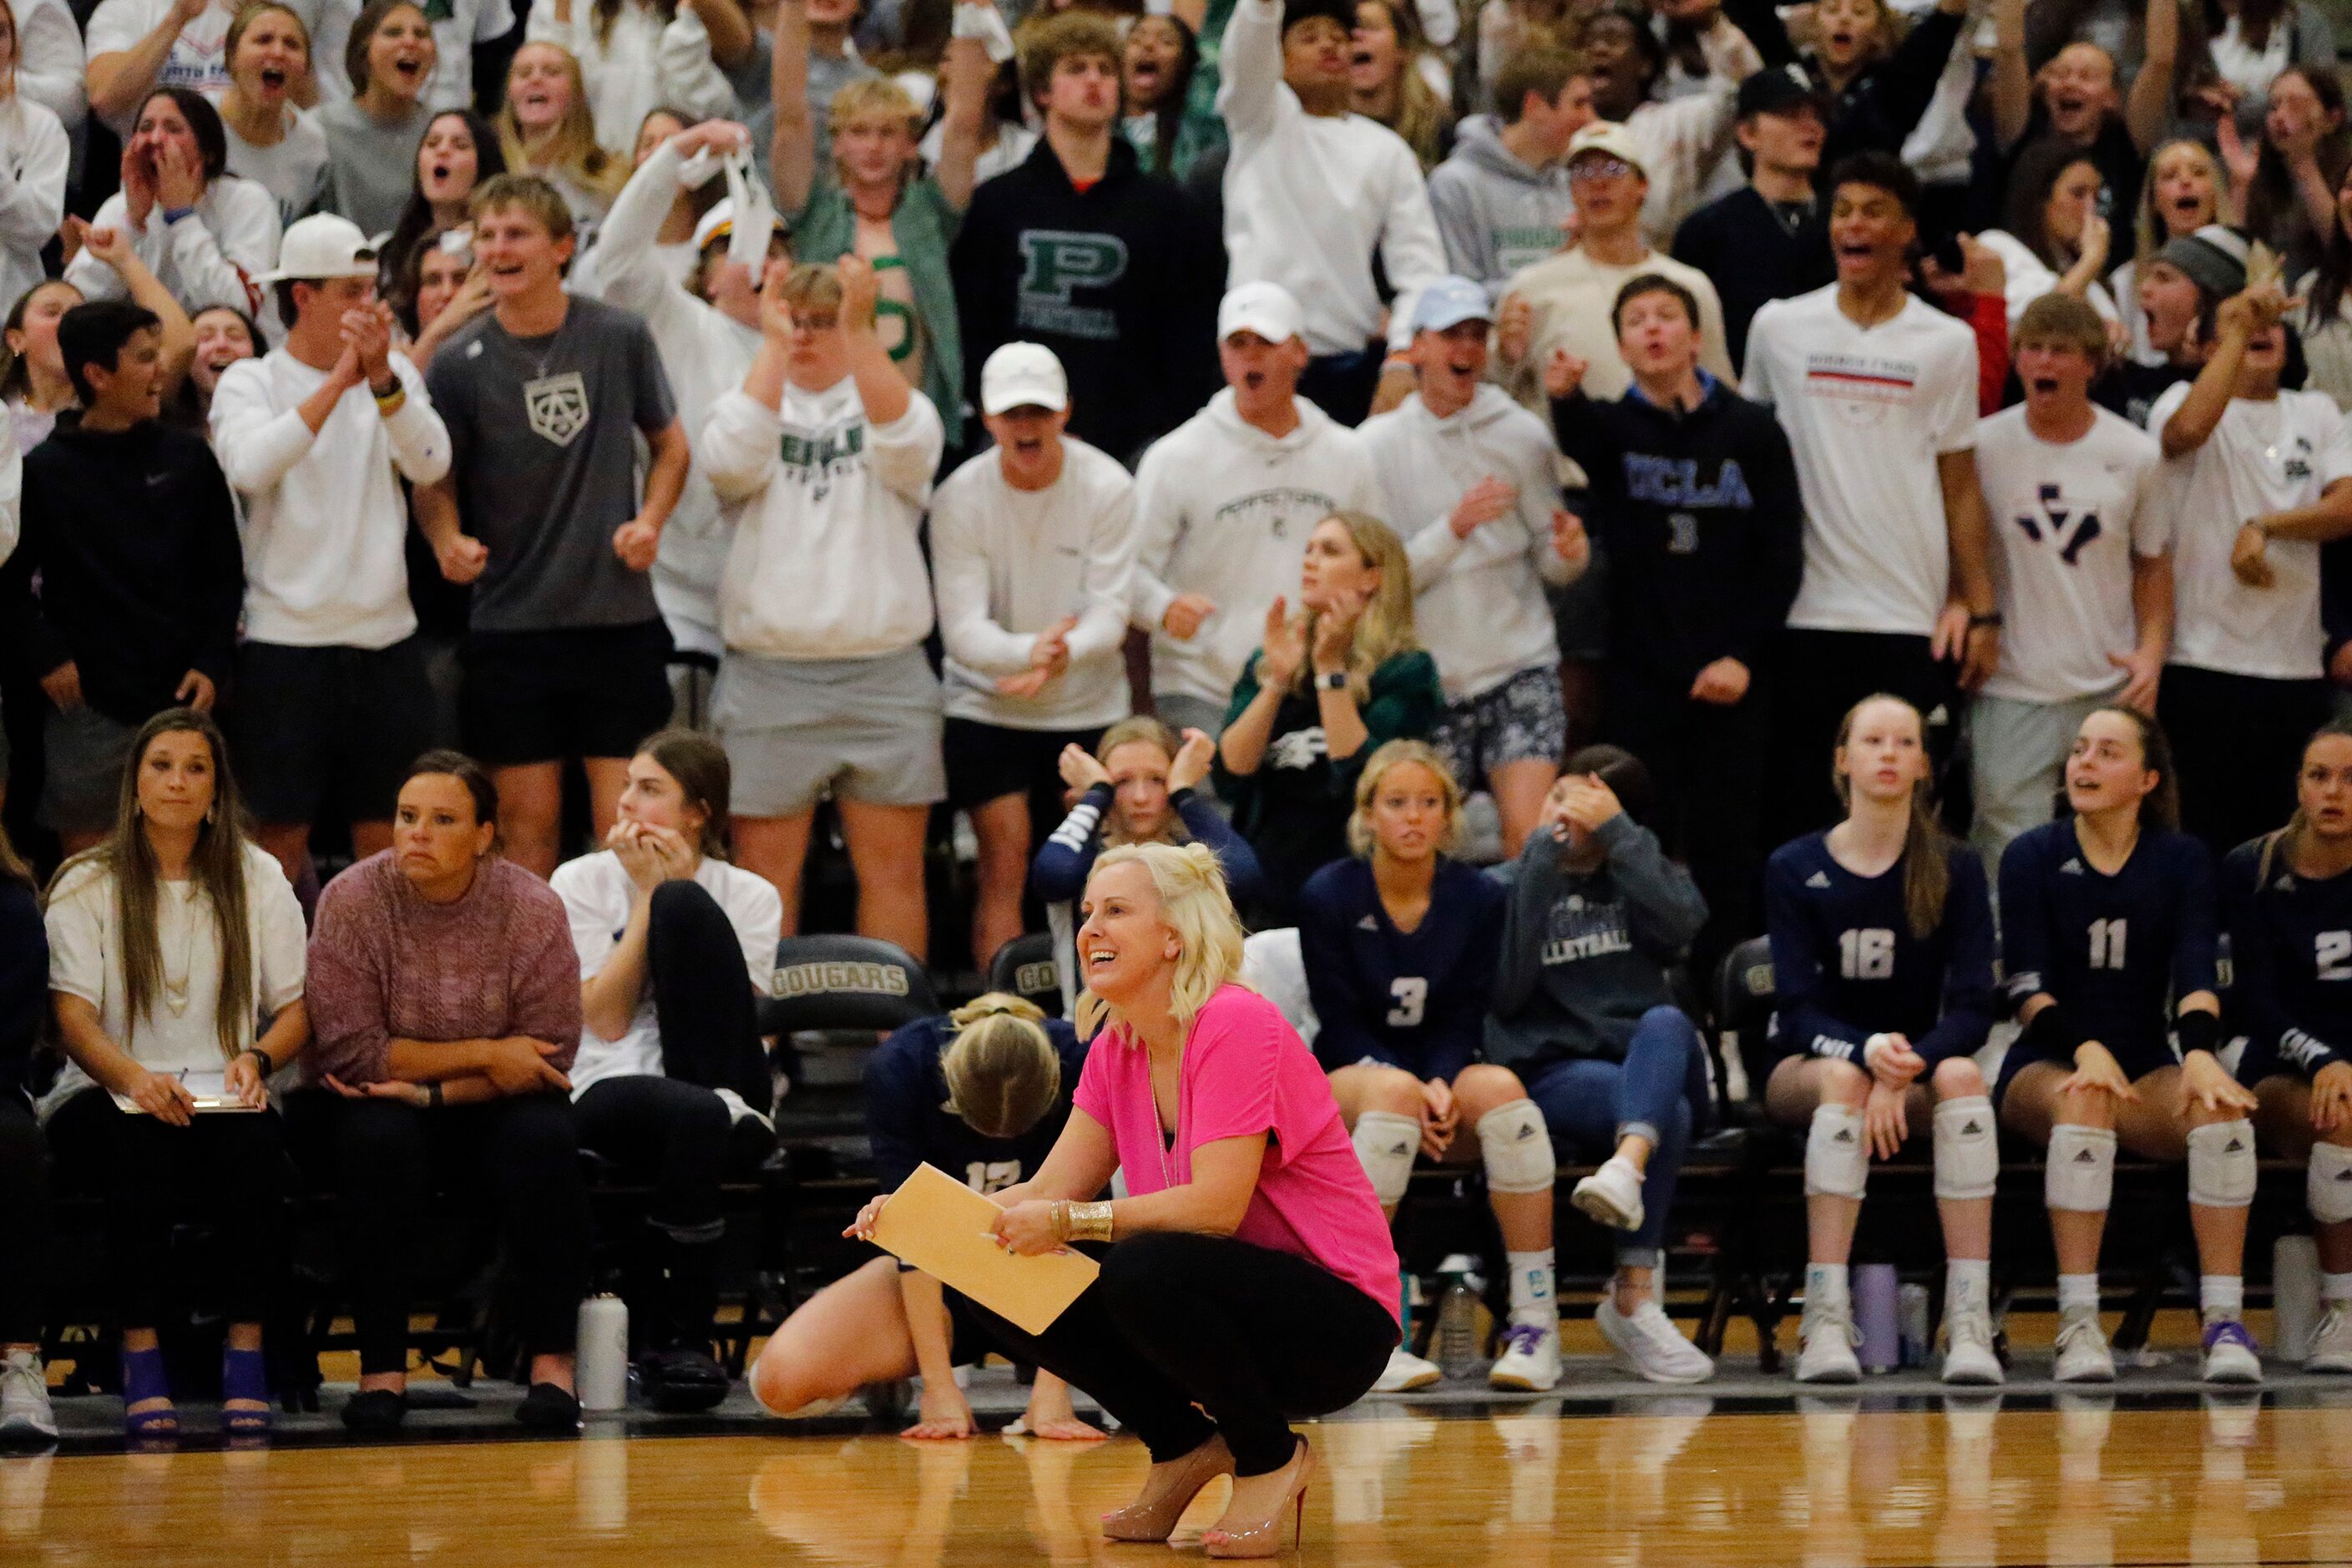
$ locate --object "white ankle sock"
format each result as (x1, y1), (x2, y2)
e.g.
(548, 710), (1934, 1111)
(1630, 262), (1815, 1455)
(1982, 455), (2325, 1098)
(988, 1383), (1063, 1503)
(2201, 1275), (2244, 1322)
(1806, 1262), (1849, 1309)
(2325, 1272), (2352, 1305)
(2056, 1273), (2101, 1315)
(1506, 1248), (1555, 1325)
(1946, 1258), (1990, 1316)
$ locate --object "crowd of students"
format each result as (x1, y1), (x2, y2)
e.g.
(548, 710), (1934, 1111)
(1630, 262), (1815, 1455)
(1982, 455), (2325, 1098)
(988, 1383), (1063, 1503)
(0, 0), (2349, 1462)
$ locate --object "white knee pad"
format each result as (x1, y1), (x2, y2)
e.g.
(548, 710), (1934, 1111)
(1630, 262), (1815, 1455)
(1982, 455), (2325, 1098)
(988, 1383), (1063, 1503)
(1932, 1095), (1999, 1201)
(2045, 1122), (2117, 1213)
(1350, 1110), (1420, 1207)
(2310, 1142), (2352, 1223)
(1476, 1098), (1556, 1196)
(1804, 1104), (1868, 1199)
(2187, 1120), (2258, 1210)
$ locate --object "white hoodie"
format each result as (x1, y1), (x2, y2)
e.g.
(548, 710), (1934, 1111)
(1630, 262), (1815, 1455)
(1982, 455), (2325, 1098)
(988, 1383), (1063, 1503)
(1129, 388), (1378, 709)
(701, 378), (944, 660)
(1358, 385), (1581, 702)
(574, 137), (763, 657)
(1216, 0), (1445, 357)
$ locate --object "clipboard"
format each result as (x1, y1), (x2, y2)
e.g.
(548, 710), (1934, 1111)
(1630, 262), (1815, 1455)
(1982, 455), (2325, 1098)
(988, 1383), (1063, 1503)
(868, 1162), (1100, 1335)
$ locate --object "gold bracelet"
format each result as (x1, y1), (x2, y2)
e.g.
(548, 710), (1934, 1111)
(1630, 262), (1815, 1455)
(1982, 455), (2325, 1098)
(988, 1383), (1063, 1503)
(1064, 1200), (1115, 1244)
(372, 384), (407, 416)
(1050, 1200), (1072, 1244)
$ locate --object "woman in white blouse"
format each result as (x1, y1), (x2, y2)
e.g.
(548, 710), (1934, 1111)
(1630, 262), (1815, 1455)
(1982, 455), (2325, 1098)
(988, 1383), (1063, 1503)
(64, 86), (283, 329)
(41, 708), (308, 1440)
(0, 0), (65, 327)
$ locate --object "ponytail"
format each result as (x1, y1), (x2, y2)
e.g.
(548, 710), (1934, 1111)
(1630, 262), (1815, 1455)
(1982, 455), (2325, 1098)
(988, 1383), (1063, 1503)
(938, 992), (1061, 1140)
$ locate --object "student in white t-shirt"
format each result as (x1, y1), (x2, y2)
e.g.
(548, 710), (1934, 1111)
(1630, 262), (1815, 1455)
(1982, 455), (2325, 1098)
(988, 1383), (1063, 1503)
(1969, 293), (2167, 868)
(1741, 149), (1998, 842)
(85, 0), (319, 136)
(2153, 281), (2352, 854)
(930, 342), (1136, 972)
(549, 729), (781, 1411)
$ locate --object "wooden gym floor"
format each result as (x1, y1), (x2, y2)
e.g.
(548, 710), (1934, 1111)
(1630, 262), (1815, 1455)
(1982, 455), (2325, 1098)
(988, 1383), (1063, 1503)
(17, 1377), (2352, 1565)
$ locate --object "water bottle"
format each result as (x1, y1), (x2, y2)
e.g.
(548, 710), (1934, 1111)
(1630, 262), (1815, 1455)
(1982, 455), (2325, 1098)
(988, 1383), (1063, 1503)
(1897, 1283), (1932, 1368)
(1434, 1254), (1482, 1378)
(2276, 1235), (2321, 1364)
(577, 1294), (630, 1413)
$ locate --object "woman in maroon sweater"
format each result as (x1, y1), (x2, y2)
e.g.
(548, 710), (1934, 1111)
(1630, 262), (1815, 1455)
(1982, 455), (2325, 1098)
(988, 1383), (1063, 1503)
(301, 750), (593, 1436)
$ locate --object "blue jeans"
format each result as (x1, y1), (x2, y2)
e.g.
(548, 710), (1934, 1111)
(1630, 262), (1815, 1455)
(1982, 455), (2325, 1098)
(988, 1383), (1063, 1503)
(1522, 1006), (1701, 1268)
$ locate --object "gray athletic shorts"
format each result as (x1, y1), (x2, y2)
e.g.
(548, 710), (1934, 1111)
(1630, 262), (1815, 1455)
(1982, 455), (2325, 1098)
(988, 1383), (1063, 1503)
(42, 703), (140, 836)
(715, 644), (945, 817)
(1430, 664), (1568, 788)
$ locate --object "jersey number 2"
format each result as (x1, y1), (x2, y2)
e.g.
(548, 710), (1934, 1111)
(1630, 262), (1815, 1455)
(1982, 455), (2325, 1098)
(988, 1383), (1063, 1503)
(1839, 928), (1894, 980)
(2319, 932), (2352, 981)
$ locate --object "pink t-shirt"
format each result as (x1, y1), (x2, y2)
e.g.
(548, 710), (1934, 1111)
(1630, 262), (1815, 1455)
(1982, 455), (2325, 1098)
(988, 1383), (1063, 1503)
(1075, 984), (1400, 1323)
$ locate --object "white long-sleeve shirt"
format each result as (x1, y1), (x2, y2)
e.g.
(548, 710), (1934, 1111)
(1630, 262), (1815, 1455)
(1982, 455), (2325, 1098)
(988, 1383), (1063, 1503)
(64, 176), (280, 327)
(1129, 388), (1378, 708)
(702, 378), (944, 660)
(210, 346), (449, 648)
(0, 97), (68, 332)
(528, 0), (731, 160)
(1622, 24), (1760, 245)
(1216, 0), (1445, 357)
(1359, 386), (1580, 703)
(574, 136), (761, 657)
(931, 437), (1137, 731)
(18, 0), (85, 133)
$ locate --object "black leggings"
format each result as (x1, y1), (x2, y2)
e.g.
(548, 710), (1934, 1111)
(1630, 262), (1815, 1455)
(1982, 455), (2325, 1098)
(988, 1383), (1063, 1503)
(291, 1090), (591, 1377)
(0, 1095), (48, 1343)
(47, 1088), (285, 1328)
(643, 879), (771, 1108)
(574, 1075), (737, 1349)
(963, 1231), (1395, 1475)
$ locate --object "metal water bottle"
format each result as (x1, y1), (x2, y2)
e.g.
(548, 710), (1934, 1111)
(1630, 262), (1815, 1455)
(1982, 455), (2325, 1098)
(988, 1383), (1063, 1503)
(578, 1294), (630, 1412)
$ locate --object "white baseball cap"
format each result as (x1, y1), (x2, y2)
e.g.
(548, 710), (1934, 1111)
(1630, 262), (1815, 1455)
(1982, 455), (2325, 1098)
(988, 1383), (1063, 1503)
(980, 341), (1069, 415)
(258, 213), (378, 283)
(1565, 120), (1649, 180)
(1217, 281), (1302, 345)
(691, 197), (784, 253)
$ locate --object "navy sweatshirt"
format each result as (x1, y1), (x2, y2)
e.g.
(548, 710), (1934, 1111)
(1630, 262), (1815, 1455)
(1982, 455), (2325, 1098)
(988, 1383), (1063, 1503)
(0, 413), (242, 726)
(949, 136), (1224, 463)
(1297, 854), (1505, 1082)
(1550, 376), (1803, 689)
(1999, 819), (2218, 1064)
(1764, 831), (1996, 1065)
(863, 1014), (1091, 1196)
(2223, 836), (2352, 1081)
(1485, 813), (1709, 1074)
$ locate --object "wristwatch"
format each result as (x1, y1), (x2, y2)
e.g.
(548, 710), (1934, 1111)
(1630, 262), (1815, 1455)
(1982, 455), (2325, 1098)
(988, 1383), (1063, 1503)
(1317, 670), (1349, 691)
(240, 1047), (272, 1077)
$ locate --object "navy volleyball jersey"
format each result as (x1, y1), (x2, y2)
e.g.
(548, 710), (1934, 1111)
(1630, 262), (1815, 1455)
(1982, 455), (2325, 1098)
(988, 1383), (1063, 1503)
(1763, 832), (1996, 1064)
(1295, 855), (1506, 1082)
(863, 1014), (1091, 1196)
(2223, 836), (2352, 1081)
(1999, 820), (2218, 1069)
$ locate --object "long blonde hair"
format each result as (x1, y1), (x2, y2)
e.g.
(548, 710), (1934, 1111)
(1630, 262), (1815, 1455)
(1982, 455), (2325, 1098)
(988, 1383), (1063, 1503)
(1347, 738), (1464, 857)
(1074, 842), (1248, 1042)
(51, 709), (258, 1062)
(1830, 694), (1950, 941)
(1279, 512), (1420, 704)
(938, 992), (1063, 1138)
(495, 42), (622, 199)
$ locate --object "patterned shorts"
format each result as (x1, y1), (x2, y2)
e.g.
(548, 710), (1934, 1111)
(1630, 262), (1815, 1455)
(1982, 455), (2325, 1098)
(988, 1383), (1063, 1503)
(1429, 665), (1568, 790)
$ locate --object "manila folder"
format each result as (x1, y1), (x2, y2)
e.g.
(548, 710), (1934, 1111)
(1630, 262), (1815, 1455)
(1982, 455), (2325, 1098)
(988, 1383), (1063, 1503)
(869, 1161), (1100, 1335)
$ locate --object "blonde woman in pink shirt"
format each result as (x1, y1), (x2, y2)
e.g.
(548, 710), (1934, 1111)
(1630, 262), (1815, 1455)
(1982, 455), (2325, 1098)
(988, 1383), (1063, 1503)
(852, 840), (1397, 1557)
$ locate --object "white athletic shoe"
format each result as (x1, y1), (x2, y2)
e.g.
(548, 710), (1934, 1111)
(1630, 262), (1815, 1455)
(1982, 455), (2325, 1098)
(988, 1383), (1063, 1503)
(1489, 1321), (1563, 1393)
(2309, 1302), (2352, 1372)
(0, 1349), (56, 1442)
(1794, 1297), (1862, 1384)
(1371, 1345), (1443, 1393)
(2200, 1319), (2264, 1384)
(1596, 1296), (1715, 1384)
(713, 1086), (776, 1137)
(1570, 1156), (1645, 1233)
(1940, 1301), (2005, 1386)
(2052, 1309), (2116, 1383)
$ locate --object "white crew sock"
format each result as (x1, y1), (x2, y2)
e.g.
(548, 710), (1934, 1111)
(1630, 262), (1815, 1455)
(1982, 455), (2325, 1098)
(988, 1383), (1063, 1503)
(1506, 1248), (1556, 1327)
(1806, 1262), (1849, 1310)
(1945, 1258), (1990, 1317)
(2056, 1273), (2101, 1315)
(2324, 1271), (2352, 1305)
(2201, 1274), (2245, 1323)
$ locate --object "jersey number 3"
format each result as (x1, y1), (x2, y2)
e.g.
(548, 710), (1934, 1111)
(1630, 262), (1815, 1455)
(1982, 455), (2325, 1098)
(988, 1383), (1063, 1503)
(1387, 977), (1429, 1027)
(1839, 928), (1894, 980)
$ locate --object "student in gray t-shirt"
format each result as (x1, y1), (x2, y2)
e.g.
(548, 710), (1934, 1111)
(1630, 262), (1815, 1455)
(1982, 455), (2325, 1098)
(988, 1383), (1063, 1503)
(417, 173), (690, 876)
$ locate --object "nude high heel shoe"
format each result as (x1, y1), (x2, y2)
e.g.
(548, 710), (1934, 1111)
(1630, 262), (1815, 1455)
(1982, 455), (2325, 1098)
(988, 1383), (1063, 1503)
(1100, 1434), (1236, 1542)
(1202, 1437), (1315, 1559)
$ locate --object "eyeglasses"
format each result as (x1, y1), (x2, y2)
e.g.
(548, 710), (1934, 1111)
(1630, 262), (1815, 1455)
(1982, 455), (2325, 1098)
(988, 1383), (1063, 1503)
(1568, 156), (1636, 184)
